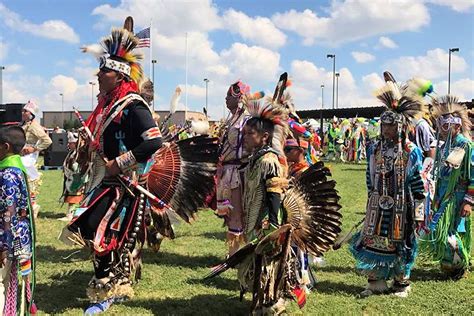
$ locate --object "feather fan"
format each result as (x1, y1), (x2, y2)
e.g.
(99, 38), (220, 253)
(147, 135), (219, 223)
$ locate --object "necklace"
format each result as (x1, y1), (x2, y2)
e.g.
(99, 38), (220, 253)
(379, 141), (395, 210)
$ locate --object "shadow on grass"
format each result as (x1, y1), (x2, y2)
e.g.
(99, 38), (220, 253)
(314, 280), (363, 296)
(38, 211), (67, 219)
(188, 275), (241, 291)
(36, 269), (89, 314)
(316, 265), (356, 275)
(410, 267), (448, 281)
(341, 167), (366, 171)
(123, 294), (248, 316)
(199, 230), (226, 241)
(36, 245), (89, 263)
(144, 250), (223, 269)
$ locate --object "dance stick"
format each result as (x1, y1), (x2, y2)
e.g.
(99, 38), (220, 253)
(72, 107), (173, 211)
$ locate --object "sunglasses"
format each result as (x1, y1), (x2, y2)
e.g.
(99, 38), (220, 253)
(284, 146), (298, 153)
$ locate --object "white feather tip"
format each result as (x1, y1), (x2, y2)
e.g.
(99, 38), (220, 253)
(190, 120), (210, 135)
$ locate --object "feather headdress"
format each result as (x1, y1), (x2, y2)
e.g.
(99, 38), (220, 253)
(82, 28), (144, 84)
(374, 71), (427, 127)
(431, 95), (471, 137)
(246, 97), (290, 159)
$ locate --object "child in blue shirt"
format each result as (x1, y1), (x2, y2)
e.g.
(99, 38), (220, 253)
(0, 125), (36, 314)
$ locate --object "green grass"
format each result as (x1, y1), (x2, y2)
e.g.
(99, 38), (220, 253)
(34, 164), (473, 315)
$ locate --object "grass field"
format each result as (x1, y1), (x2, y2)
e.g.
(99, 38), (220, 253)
(33, 163), (473, 315)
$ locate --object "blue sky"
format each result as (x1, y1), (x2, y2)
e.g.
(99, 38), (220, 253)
(0, 0), (472, 120)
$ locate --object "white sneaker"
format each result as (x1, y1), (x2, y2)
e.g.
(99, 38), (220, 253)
(58, 213), (73, 222)
(312, 256), (326, 267)
(392, 285), (411, 298)
(359, 280), (388, 298)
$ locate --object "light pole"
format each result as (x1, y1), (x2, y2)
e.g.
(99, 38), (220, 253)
(59, 93), (64, 129)
(88, 81), (96, 111)
(448, 48), (459, 95)
(203, 78), (209, 115)
(320, 84), (325, 141)
(327, 54), (336, 109)
(321, 84), (325, 109)
(151, 59), (157, 110)
(0, 66), (4, 104)
(335, 72), (340, 109)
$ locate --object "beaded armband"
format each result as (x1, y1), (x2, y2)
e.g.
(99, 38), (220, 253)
(141, 126), (162, 141)
(115, 151), (137, 172)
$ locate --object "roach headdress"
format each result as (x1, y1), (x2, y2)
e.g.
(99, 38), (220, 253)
(431, 95), (471, 138)
(82, 27), (144, 85)
(375, 71), (427, 128)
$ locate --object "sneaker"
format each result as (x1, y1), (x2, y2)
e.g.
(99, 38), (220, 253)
(312, 256), (326, 267)
(392, 285), (411, 298)
(33, 204), (41, 219)
(359, 280), (388, 298)
(262, 298), (287, 315)
(84, 298), (114, 315)
(58, 214), (73, 222)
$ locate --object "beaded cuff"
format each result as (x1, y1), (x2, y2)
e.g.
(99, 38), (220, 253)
(115, 151), (137, 172)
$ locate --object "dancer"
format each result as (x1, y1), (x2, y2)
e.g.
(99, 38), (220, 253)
(326, 117), (339, 161)
(61, 17), (219, 314)
(61, 25), (163, 313)
(420, 95), (472, 279)
(206, 93), (342, 314)
(350, 73), (427, 298)
(60, 130), (84, 221)
(285, 138), (310, 177)
(0, 125), (36, 315)
(216, 81), (251, 256)
(21, 101), (52, 218)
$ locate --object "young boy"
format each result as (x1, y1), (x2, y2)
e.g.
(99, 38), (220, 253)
(206, 100), (343, 314)
(284, 138), (310, 178)
(0, 125), (36, 314)
(239, 114), (288, 314)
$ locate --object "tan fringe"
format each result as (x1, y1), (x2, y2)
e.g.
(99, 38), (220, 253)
(86, 282), (134, 303)
(266, 177), (289, 194)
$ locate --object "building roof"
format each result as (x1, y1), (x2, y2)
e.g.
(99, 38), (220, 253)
(297, 100), (473, 120)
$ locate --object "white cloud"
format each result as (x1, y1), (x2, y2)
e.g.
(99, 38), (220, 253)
(362, 73), (385, 92)
(272, 0), (429, 46)
(351, 51), (376, 63)
(0, 3), (79, 43)
(433, 78), (474, 100)
(0, 40), (8, 61)
(289, 59), (376, 109)
(426, 0), (474, 12)
(50, 75), (79, 98)
(151, 32), (219, 69)
(222, 9), (286, 49)
(73, 66), (98, 82)
(219, 43), (280, 83)
(386, 48), (468, 80)
(91, 0), (285, 119)
(3, 64), (23, 73)
(92, 0), (221, 36)
(2, 80), (28, 103)
(182, 84), (206, 99)
(378, 36), (398, 49)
